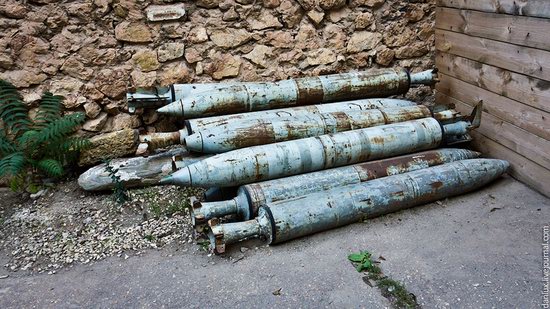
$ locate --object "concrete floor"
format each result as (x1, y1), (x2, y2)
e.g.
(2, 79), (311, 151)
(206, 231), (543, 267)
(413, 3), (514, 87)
(0, 175), (548, 308)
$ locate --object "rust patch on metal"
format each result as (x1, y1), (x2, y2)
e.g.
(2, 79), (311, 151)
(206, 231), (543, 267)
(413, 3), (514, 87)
(295, 78), (324, 105)
(431, 181), (444, 189)
(223, 124), (277, 149)
(392, 191), (405, 197)
(330, 69), (409, 101)
(332, 112), (354, 131)
(146, 132), (181, 149)
(353, 150), (445, 181)
(201, 97), (249, 116)
(371, 136), (385, 145)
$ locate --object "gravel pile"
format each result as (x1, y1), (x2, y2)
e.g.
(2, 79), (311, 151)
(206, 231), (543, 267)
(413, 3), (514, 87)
(0, 182), (204, 274)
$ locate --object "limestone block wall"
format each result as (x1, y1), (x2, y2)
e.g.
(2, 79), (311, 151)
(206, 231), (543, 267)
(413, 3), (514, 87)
(0, 0), (435, 136)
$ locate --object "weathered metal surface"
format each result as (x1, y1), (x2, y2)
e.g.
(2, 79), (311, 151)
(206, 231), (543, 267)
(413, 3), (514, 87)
(77, 148), (199, 191)
(183, 98), (418, 135)
(162, 118), (445, 187)
(127, 83), (236, 112)
(157, 69), (417, 118)
(191, 148), (481, 225)
(433, 109), (462, 123)
(208, 159), (509, 253)
(128, 69), (437, 113)
(143, 99), (419, 151)
(184, 106), (434, 153)
(163, 104), (483, 188)
(140, 132), (184, 150)
(409, 69), (439, 85)
(442, 101), (482, 145)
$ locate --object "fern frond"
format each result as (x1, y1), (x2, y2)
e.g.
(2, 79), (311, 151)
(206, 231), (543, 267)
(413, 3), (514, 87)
(9, 175), (24, 192)
(60, 136), (91, 152)
(34, 92), (64, 129)
(0, 152), (27, 177)
(0, 129), (17, 156)
(14, 129), (40, 153)
(35, 158), (63, 177)
(28, 112), (85, 147)
(0, 80), (30, 137)
(44, 136), (91, 162)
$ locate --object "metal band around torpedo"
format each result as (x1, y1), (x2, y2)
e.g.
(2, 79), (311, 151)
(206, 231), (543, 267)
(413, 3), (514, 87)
(242, 188), (257, 222)
(170, 85), (176, 103)
(262, 205), (277, 244)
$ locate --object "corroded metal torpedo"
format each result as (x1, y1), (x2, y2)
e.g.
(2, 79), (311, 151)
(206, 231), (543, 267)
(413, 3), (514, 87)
(184, 99), (418, 132)
(161, 104), (481, 187)
(156, 69), (438, 118)
(184, 106), (461, 153)
(191, 148), (481, 225)
(77, 148), (210, 191)
(207, 159), (509, 253)
(141, 99), (419, 152)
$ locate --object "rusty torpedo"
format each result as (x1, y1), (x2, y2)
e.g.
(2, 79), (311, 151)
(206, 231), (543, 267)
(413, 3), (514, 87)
(207, 159), (509, 253)
(128, 69), (437, 111)
(184, 106), (461, 153)
(161, 103), (481, 188)
(191, 148), (481, 225)
(143, 99), (419, 152)
(78, 148), (210, 191)
(156, 69), (438, 118)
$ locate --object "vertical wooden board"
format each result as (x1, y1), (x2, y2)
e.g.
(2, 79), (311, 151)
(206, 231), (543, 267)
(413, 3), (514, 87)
(436, 7), (550, 50)
(436, 74), (550, 140)
(437, 0), (550, 19)
(436, 92), (550, 170)
(466, 130), (550, 198)
(435, 29), (550, 82)
(436, 52), (550, 113)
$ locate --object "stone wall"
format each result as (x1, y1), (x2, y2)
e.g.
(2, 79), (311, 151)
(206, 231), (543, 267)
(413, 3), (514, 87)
(0, 0), (435, 136)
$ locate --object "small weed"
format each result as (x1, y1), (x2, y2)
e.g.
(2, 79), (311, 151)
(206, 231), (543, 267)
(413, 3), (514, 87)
(136, 188), (193, 219)
(144, 234), (156, 242)
(104, 160), (130, 205)
(348, 250), (420, 309)
(197, 239), (210, 252)
(149, 202), (162, 219)
(165, 199), (189, 217)
(348, 250), (374, 272)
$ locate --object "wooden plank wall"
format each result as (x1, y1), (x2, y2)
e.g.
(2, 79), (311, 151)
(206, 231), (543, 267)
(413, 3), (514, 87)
(435, 0), (550, 197)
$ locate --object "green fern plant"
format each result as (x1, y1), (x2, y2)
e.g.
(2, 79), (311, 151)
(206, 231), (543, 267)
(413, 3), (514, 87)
(0, 80), (90, 190)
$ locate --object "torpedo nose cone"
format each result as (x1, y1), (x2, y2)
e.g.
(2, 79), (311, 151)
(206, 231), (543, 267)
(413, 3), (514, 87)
(166, 166), (193, 186)
(157, 100), (184, 116)
(184, 133), (204, 153)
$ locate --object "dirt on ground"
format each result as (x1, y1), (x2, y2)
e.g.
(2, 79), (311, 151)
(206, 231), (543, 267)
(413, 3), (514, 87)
(0, 181), (204, 274)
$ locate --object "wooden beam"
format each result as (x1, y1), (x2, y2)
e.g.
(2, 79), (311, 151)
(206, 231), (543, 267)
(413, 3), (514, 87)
(437, 0), (550, 19)
(436, 73), (550, 140)
(466, 129), (550, 198)
(436, 7), (550, 50)
(436, 52), (550, 113)
(437, 92), (550, 170)
(435, 29), (550, 82)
